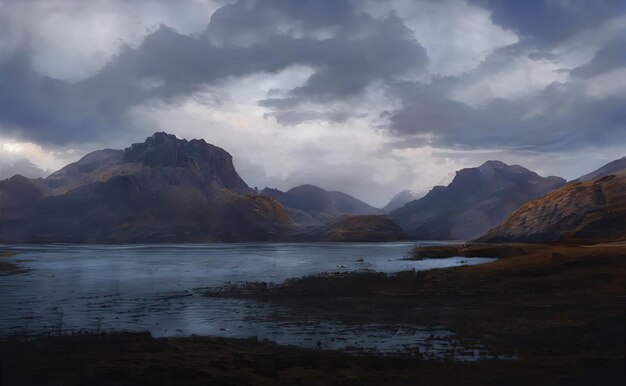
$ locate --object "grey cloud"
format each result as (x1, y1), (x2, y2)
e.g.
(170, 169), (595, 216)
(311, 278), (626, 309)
(387, 73), (626, 152)
(0, 0), (624, 159)
(0, 158), (46, 179)
(258, 13), (427, 123)
(378, 16), (626, 153)
(0, 0), (427, 143)
(469, 0), (623, 47)
(263, 110), (356, 126)
(207, 0), (357, 46)
(570, 32), (626, 79)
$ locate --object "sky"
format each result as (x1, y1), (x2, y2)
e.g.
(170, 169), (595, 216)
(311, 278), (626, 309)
(0, 0), (625, 207)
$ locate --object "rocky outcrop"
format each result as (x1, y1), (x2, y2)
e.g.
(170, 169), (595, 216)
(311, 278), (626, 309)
(478, 172), (626, 243)
(390, 161), (566, 240)
(323, 215), (405, 242)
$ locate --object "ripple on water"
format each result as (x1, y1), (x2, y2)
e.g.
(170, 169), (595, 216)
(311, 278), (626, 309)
(0, 243), (503, 359)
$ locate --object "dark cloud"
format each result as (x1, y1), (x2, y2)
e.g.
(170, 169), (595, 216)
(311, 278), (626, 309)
(570, 32), (626, 79)
(469, 0), (624, 46)
(387, 69), (626, 152)
(262, 110), (356, 126)
(260, 13), (427, 119)
(0, 0), (624, 158)
(0, 0), (427, 144)
(207, 0), (357, 46)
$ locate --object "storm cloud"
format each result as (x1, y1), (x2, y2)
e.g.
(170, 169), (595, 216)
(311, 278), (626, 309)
(0, 0), (427, 144)
(0, 0), (624, 206)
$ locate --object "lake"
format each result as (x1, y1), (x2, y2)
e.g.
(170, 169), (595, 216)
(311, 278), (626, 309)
(0, 242), (497, 359)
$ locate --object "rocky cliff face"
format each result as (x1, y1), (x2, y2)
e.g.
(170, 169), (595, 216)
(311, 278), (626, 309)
(478, 172), (626, 243)
(43, 132), (250, 196)
(0, 133), (293, 243)
(390, 161), (566, 240)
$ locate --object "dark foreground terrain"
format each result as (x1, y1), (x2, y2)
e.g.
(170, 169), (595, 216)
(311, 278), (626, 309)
(2, 243), (625, 385)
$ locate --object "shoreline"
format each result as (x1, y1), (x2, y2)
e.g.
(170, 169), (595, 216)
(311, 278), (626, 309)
(2, 242), (625, 384)
(200, 242), (626, 383)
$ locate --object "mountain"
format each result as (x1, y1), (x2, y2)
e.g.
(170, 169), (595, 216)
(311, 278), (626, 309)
(323, 215), (405, 242)
(573, 156), (626, 183)
(389, 161), (566, 240)
(479, 172), (626, 243)
(0, 133), (294, 243)
(382, 190), (423, 213)
(260, 185), (379, 222)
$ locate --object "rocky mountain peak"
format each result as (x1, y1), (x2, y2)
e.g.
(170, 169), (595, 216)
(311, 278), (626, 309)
(125, 132), (223, 167)
(390, 161), (566, 240)
(479, 160), (508, 169)
(121, 132), (250, 191)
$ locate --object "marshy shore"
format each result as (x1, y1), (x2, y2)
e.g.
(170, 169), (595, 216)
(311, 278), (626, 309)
(2, 242), (625, 385)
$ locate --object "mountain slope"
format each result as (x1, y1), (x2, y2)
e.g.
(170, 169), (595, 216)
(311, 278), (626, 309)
(479, 171), (626, 243)
(383, 190), (423, 213)
(261, 185), (378, 221)
(573, 156), (626, 183)
(390, 161), (566, 240)
(0, 133), (294, 243)
(323, 215), (405, 241)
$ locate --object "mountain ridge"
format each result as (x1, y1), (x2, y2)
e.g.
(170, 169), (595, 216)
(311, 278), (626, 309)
(383, 190), (423, 213)
(0, 132), (393, 243)
(572, 156), (626, 183)
(0, 133), (290, 243)
(260, 184), (379, 222)
(390, 160), (566, 240)
(478, 156), (626, 243)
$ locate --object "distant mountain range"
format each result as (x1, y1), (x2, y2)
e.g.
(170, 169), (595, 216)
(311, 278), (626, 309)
(1, 132), (623, 244)
(0, 133), (396, 243)
(261, 185), (379, 225)
(389, 161), (566, 240)
(382, 190), (423, 213)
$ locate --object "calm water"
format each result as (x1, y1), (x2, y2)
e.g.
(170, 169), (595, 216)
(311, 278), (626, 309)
(0, 242), (498, 359)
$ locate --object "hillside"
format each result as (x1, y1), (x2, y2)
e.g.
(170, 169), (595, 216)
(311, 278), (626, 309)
(0, 133), (294, 243)
(323, 215), (405, 242)
(573, 156), (626, 183)
(478, 172), (626, 243)
(382, 190), (423, 213)
(390, 161), (566, 240)
(261, 185), (379, 222)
